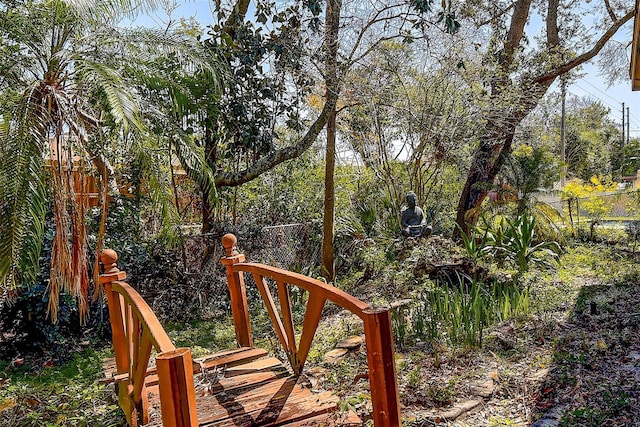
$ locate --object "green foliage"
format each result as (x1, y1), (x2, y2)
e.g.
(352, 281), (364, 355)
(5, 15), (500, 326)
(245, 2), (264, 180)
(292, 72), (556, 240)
(426, 379), (456, 406)
(626, 220), (640, 252)
(0, 283), (103, 358)
(0, 349), (124, 426)
(0, 0), (221, 307)
(395, 278), (532, 349)
(484, 215), (562, 273)
(468, 214), (562, 274)
(558, 390), (631, 427)
(500, 144), (559, 213)
(406, 366), (422, 388)
(234, 148), (325, 224)
(457, 222), (488, 260)
(164, 319), (238, 357)
(562, 98), (620, 181)
(0, 213), (110, 358)
(618, 138), (640, 177)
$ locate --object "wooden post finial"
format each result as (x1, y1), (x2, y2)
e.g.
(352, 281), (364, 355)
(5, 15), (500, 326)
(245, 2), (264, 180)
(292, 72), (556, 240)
(101, 249), (118, 267)
(99, 249), (127, 283)
(222, 233), (238, 257)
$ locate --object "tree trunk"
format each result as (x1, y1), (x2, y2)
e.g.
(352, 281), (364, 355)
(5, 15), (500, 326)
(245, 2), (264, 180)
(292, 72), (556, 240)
(453, 0), (632, 238)
(320, 0), (341, 282)
(202, 120), (216, 233)
(322, 108), (337, 281)
(455, 119), (518, 236)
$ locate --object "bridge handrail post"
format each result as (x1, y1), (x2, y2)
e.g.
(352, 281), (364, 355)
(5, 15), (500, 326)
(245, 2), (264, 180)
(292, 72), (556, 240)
(156, 348), (199, 427)
(221, 234), (253, 348)
(364, 307), (402, 427)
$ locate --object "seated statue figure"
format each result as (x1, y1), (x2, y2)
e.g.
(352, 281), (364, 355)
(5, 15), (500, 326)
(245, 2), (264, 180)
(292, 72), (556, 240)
(401, 192), (432, 237)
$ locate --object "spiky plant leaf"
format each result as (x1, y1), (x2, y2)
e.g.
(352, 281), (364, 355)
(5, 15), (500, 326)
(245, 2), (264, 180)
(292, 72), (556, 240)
(0, 119), (47, 295)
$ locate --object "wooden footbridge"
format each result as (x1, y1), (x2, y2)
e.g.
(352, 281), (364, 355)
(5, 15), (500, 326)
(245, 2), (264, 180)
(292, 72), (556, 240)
(99, 234), (401, 426)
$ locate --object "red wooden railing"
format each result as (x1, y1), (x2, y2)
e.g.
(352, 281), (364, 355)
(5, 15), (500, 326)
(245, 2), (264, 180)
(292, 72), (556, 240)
(100, 235), (402, 427)
(100, 250), (198, 427)
(221, 234), (402, 426)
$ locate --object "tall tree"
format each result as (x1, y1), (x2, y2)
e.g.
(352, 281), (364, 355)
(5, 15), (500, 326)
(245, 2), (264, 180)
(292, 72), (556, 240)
(197, 0), (329, 231)
(562, 96), (619, 180)
(321, 0), (341, 281)
(0, 0), (219, 319)
(315, 0), (461, 281)
(340, 40), (479, 217)
(454, 0), (634, 235)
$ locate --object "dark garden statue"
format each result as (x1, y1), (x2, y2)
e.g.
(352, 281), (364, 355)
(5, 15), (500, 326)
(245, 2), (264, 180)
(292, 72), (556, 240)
(401, 192), (432, 238)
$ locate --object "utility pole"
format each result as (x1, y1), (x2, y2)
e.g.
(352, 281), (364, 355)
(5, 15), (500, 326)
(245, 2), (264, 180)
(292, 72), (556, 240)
(560, 78), (567, 187)
(627, 106), (630, 145)
(622, 102), (626, 147)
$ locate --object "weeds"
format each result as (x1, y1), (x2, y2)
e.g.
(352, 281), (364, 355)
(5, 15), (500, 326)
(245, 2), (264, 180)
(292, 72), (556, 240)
(426, 379), (456, 406)
(394, 277), (531, 349)
(460, 214), (562, 274)
(0, 349), (124, 427)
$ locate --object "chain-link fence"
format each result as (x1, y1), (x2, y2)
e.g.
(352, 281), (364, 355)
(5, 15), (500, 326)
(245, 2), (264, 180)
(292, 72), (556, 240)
(179, 223), (321, 317)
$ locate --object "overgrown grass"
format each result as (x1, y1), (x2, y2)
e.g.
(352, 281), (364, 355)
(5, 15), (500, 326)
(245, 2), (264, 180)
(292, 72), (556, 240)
(0, 348), (124, 427)
(164, 318), (238, 357)
(393, 278), (531, 349)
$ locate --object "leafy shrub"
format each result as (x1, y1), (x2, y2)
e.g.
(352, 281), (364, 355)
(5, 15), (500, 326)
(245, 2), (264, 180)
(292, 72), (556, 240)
(0, 212), (110, 359)
(463, 214), (562, 274)
(0, 349), (124, 426)
(394, 278), (531, 349)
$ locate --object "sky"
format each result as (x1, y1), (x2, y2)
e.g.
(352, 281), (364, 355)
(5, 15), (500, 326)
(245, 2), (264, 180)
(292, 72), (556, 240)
(131, 1), (640, 139)
(570, 65), (640, 139)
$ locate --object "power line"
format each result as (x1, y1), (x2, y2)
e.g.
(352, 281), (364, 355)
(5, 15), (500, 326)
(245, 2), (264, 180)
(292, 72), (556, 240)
(572, 83), (618, 111)
(577, 80), (640, 127)
(580, 79), (624, 105)
(571, 84), (640, 129)
(629, 110), (640, 127)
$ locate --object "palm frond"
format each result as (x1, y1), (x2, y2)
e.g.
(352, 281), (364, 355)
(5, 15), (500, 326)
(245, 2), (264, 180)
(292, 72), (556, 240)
(170, 131), (218, 207)
(64, 0), (166, 21)
(75, 60), (145, 133)
(134, 147), (183, 246)
(98, 26), (225, 93)
(0, 120), (47, 295)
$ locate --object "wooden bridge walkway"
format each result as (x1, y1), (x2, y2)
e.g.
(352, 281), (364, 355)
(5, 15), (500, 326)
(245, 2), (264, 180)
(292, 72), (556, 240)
(99, 234), (400, 426)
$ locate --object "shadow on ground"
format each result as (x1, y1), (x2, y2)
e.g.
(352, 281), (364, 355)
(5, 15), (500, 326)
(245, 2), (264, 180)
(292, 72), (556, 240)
(532, 281), (640, 427)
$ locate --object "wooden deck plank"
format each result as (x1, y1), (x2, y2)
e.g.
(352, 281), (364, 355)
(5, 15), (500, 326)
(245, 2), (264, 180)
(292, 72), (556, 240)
(143, 356), (295, 426)
(199, 389), (341, 427)
(102, 347), (269, 385)
(223, 357), (286, 377)
(144, 380), (346, 427)
(135, 349), (360, 427)
(197, 370), (290, 397)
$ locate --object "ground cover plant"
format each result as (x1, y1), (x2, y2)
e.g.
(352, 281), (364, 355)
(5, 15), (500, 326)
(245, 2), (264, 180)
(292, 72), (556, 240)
(0, 348), (123, 427)
(3, 227), (639, 426)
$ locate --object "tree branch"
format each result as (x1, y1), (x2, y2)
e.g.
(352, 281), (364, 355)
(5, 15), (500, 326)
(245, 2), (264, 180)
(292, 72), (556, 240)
(222, 0), (251, 37)
(546, 0), (559, 48)
(345, 4), (403, 62)
(213, 93), (337, 187)
(533, 9), (634, 86)
(474, 1), (518, 28)
(604, 0), (617, 21)
(499, 0), (532, 69)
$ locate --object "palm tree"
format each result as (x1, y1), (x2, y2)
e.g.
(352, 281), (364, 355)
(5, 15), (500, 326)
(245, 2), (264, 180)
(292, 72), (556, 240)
(0, 0), (220, 321)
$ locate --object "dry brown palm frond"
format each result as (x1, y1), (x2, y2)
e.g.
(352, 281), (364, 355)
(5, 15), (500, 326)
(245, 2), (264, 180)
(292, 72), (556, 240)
(70, 157), (89, 323)
(92, 143), (110, 303)
(49, 173), (73, 323)
(48, 137), (91, 323)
